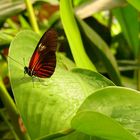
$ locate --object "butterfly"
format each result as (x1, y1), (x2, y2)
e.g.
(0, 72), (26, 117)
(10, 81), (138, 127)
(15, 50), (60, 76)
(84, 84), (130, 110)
(24, 29), (57, 78)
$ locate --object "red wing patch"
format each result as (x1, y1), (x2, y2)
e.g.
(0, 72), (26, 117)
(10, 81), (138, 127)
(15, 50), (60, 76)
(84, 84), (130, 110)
(34, 52), (56, 78)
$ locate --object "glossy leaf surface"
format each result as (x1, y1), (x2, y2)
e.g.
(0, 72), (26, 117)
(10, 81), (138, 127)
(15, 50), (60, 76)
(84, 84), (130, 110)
(72, 87), (140, 140)
(8, 30), (114, 139)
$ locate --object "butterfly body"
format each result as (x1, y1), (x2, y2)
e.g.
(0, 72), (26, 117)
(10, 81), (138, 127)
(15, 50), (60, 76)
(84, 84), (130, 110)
(24, 29), (57, 78)
(24, 66), (35, 77)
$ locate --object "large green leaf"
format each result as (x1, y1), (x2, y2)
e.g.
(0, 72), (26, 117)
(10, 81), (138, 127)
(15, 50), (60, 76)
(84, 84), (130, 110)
(72, 111), (137, 140)
(8, 30), (114, 139)
(113, 5), (139, 57)
(73, 87), (140, 140)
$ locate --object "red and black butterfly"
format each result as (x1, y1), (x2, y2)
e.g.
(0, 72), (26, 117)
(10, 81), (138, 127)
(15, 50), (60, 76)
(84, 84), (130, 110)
(24, 29), (57, 78)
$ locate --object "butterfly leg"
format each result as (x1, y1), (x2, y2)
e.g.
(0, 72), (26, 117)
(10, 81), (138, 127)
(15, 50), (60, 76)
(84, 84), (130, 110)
(37, 77), (48, 86)
(32, 76), (37, 88)
(31, 76), (46, 87)
(20, 75), (25, 80)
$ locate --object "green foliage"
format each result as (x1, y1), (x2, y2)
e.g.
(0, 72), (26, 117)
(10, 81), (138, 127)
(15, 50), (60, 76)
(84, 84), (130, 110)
(127, 0), (140, 11)
(72, 111), (137, 140)
(0, 108), (23, 140)
(1, 0), (140, 140)
(0, 30), (15, 46)
(60, 0), (96, 71)
(76, 17), (122, 85)
(113, 5), (139, 57)
(72, 87), (140, 140)
(8, 30), (114, 139)
(0, 0), (58, 23)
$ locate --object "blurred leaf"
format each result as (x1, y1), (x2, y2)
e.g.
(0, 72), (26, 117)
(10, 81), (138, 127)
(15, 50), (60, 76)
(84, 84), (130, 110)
(113, 5), (139, 57)
(0, 31), (14, 46)
(37, 0), (59, 5)
(8, 30), (114, 139)
(0, 0), (58, 23)
(73, 0), (90, 6)
(121, 76), (136, 89)
(112, 33), (133, 60)
(40, 11), (60, 31)
(0, 0), (27, 23)
(75, 0), (127, 19)
(84, 17), (111, 45)
(77, 17), (122, 85)
(47, 11), (60, 29)
(0, 109), (17, 140)
(127, 0), (140, 11)
(0, 76), (28, 140)
(19, 15), (31, 29)
(76, 87), (140, 139)
(6, 18), (19, 29)
(0, 54), (8, 79)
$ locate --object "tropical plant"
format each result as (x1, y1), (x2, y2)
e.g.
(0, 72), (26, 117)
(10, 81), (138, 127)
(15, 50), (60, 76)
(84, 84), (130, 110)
(0, 0), (140, 140)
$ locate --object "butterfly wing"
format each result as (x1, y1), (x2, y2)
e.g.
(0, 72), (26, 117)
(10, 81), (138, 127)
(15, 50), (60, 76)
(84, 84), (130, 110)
(28, 29), (57, 78)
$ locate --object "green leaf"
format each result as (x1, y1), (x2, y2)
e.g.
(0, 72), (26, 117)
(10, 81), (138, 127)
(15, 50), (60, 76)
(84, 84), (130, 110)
(127, 0), (140, 11)
(72, 111), (137, 140)
(113, 5), (139, 56)
(8, 30), (114, 139)
(76, 87), (140, 139)
(60, 0), (96, 71)
(0, 30), (14, 46)
(56, 53), (76, 71)
(76, 17), (122, 86)
(19, 15), (32, 29)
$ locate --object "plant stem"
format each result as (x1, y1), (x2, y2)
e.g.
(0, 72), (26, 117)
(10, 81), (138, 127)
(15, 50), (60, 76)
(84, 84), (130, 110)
(60, 0), (96, 71)
(24, 0), (40, 34)
(0, 78), (30, 140)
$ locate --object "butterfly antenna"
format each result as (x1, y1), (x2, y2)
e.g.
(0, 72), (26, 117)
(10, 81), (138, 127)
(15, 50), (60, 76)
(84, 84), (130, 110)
(8, 56), (24, 66)
(23, 57), (26, 66)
